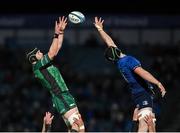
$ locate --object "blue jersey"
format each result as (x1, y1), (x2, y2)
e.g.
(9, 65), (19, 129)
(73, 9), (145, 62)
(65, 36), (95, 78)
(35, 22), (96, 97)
(116, 55), (153, 95)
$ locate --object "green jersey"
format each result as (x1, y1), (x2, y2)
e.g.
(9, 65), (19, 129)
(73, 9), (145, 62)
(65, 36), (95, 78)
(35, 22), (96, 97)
(32, 54), (77, 115)
(32, 54), (69, 95)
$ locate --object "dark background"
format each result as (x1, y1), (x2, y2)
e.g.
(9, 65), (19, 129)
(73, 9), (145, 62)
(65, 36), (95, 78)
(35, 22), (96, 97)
(0, 0), (180, 132)
(0, 0), (179, 14)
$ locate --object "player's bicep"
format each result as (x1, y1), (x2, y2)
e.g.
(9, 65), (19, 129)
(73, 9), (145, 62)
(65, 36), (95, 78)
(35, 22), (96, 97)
(48, 46), (58, 59)
(134, 67), (149, 79)
(134, 66), (144, 75)
(48, 51), (55, 60)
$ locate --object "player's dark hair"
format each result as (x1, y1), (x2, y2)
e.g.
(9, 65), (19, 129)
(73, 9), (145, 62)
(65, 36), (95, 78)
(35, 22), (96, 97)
(104, 46), (121, 62)
(26, 47), (39, 63)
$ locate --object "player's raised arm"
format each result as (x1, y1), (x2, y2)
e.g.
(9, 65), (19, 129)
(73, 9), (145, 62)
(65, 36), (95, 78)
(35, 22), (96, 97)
(48, 16), (67, 60)
(94, 17), (117, 48)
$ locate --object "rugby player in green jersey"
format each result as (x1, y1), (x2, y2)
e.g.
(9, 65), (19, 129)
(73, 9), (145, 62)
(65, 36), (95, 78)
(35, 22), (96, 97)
(26, 16), (85, 132)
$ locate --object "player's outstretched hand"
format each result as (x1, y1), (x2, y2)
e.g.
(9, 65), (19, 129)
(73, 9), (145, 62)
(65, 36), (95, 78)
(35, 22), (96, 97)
(157, 82), (166, 97)
(94, 17), (104, 31)
(55, 16), (67, 34)
(43, 112), (54, 125)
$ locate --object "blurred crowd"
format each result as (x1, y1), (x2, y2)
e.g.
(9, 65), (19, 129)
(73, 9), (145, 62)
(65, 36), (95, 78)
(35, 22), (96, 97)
(0, 39), (180, 131)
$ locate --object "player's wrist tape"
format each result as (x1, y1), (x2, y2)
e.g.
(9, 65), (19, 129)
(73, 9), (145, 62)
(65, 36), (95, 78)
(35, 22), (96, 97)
(97, 28), (103, 31)
(54, 31), (64, 38)
(54, 33), (59, 38)
(45, 124), (51, 132)
(59, 30), (64, 34)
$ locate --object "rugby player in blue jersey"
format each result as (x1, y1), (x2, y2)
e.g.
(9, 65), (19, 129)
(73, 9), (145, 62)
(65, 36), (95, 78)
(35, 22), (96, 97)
(94, 17), (166, 132)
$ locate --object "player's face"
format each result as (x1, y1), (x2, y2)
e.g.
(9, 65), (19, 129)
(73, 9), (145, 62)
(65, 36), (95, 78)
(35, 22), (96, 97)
(36, 50), (43, 60)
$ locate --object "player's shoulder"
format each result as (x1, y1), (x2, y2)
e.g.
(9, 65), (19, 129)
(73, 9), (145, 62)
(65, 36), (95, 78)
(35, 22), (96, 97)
(120, 55), (134, 61)
(124, 55), (140, 65)
(127, 55), (139, 61)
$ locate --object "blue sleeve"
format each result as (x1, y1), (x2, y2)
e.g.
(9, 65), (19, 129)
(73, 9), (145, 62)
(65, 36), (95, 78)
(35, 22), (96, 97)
(127, 56), (141, 70)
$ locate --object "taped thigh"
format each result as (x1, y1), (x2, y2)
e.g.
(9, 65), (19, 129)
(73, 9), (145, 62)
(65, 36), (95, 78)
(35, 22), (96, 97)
(138, 107), (156, 123)
(67, 112), (85, 130)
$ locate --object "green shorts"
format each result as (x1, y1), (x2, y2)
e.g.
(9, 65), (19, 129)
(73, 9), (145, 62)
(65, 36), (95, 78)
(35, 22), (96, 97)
(52, 91), (77, 115)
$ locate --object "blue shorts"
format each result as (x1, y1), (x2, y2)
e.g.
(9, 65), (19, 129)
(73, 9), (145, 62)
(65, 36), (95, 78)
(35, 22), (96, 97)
(132, 91), (153, 109)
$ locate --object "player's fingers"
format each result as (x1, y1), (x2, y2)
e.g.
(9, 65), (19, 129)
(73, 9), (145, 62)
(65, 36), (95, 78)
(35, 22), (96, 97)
(47, 112), (51, 117)
(144, 115), (148, 122)
(51, 115), (54, 120)
(99, 17), (102, 22)
(101, 20), (104, 24)
(133, 108), (139, 116)
(152, 113), (155, 119)
(95, 17), (98, 23)
(134, 108), (139, 112)
(55, 21), (58, 27)
(59, 17), (61, 22)
(62, 21), (67, 27)
(64, 17), (67, 22)
(62, 16), (65, 21)
(137, 114), (142, 119)
(98, 17), (101, 23)
(149, 115), (154, 120)
(64, 23), (67, 28)
(162, 91), (166, 97)
(146, 115), (151, 119)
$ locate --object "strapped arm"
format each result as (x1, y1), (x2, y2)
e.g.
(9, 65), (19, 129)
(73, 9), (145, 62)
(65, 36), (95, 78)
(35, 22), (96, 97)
(48, 16), (67, 60)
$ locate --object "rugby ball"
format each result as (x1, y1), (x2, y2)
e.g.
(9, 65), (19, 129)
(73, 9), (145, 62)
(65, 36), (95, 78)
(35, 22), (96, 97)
(68, 11), (85, 24)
